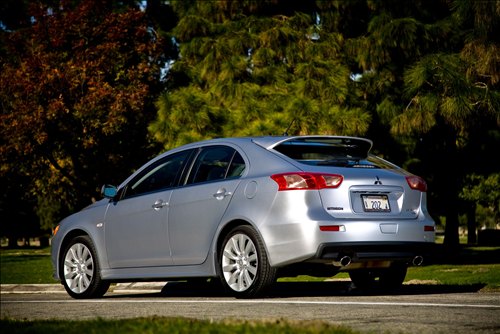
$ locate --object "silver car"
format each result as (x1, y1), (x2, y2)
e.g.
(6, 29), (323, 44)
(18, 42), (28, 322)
(51, 136), (435, 298)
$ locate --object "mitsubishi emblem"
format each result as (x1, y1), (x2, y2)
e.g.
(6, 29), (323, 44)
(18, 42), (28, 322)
(374, 176), (382, 185)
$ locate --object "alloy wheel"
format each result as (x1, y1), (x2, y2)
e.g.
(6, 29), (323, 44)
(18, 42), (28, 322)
(63, 242), (94, 294)
(221, 233), (258, 292)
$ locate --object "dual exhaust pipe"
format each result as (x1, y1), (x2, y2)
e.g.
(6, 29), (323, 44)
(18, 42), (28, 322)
(332, 255), (424, 267)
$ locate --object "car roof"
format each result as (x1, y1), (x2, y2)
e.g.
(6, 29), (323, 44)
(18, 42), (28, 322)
(178, 135), (372, 150)
(152, 136), (375, 165)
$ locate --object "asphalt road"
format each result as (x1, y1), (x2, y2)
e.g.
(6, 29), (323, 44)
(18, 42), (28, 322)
(1, 281), (499, 334)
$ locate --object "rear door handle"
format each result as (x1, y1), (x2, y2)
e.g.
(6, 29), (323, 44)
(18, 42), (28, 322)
(213, 188), (232, 200)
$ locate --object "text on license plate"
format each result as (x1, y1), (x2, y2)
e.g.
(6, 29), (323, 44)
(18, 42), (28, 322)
(361, 195), (391, 212)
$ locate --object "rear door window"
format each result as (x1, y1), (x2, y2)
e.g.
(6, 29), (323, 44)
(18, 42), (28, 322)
(186, 146), (245, 185)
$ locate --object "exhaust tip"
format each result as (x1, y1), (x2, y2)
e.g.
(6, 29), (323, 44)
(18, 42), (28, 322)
(412, 255), (424, 266)
(333, 256), (352, 267)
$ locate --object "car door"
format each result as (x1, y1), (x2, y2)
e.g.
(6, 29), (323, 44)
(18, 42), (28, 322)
(168, 145), (246, 265)
(104, 150), (192, 268)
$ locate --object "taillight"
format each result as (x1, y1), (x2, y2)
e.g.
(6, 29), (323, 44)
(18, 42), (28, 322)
(406, 175), (427, 192)
(271, 173), (343, 191)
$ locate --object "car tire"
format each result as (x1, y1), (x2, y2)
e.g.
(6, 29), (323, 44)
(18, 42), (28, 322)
(349, 264), (407, 291)
(60, 235), (110, 299)
(218, 225), (277, 298)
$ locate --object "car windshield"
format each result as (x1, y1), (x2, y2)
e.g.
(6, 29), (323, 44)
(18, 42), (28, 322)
(273, 138), (395, 169)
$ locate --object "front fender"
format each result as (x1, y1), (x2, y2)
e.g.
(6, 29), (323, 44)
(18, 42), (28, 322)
(51, 201), (109, 281)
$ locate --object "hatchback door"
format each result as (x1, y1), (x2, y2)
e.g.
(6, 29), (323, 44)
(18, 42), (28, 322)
(270, 137), (427, 221)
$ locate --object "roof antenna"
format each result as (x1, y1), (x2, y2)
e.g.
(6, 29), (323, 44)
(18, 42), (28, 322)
(283, 118), (296, 136)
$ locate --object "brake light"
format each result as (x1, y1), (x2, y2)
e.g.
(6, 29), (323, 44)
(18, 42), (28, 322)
(406, 175), (427, 192)
(271, 173), (343, 190)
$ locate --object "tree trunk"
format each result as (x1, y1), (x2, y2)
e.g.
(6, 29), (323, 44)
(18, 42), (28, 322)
(466, 202), (477, 245)
(444, 212), (460, 250)
(443, 129), (460, 251)
(7, 235), (18, 248)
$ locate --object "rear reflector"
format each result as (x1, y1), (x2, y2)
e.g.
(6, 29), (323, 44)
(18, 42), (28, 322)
(319, 225), (346, 232)
(424, 225), (435, 232)
(271, 173), (343, 191)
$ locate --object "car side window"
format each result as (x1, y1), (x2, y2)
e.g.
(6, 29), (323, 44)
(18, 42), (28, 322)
(123, 150), (191, 198)
(227, 150), (246, 178)
(187, 146), (245, 185)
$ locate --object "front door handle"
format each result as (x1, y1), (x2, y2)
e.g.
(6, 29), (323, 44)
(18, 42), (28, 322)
(152, 199), (168, 211)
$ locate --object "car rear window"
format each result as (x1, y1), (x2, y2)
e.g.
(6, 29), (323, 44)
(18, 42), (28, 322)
(273, 137), (395, 169)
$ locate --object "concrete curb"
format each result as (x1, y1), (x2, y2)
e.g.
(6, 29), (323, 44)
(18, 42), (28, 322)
(0, 282), (168, 294)
(1, 284), (66, 294)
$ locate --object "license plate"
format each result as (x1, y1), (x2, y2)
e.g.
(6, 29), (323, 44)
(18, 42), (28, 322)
(362, 194), (390, 212)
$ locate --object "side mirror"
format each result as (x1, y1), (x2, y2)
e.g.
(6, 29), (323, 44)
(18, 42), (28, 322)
(101, 184), (118, 199)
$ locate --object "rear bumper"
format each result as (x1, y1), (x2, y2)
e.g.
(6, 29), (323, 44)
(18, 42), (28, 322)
(315, 241), (436, 264)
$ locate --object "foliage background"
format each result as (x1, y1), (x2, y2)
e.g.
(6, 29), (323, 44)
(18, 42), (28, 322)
(1, 0), (499, 248)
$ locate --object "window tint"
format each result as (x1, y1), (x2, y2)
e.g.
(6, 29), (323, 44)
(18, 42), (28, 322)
(187, 146), (245, 184)
(124, 150), (191, 198)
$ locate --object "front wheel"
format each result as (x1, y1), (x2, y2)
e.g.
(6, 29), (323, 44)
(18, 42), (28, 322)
(218, 225), (276, 298)
(60, 235), (110, 299)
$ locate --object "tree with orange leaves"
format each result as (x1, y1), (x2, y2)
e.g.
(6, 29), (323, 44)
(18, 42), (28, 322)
(0, 0), (170, 240)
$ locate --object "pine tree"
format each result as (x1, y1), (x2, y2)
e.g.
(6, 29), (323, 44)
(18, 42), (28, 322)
(370, 0), (500, 247)
(149, 0), (371, 150)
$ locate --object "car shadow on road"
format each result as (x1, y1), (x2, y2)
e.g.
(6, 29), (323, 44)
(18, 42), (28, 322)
(105, 280), (487, 299)
(267, 281), (487, 297)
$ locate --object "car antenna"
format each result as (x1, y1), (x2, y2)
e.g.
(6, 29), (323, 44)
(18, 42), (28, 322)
(283, 118), (296, 136)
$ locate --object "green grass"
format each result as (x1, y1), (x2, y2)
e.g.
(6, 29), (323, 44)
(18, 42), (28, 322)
(0, 248), (56, 284)
(407, 245), (500, 290)
(0, 318), (362, 334)
(406, 264), (500, 290)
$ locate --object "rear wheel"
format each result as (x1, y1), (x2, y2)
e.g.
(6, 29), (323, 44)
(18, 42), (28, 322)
(60, 235), (110, 299)
(349, 264), (407, 291)
(218, 225), (276, 298)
